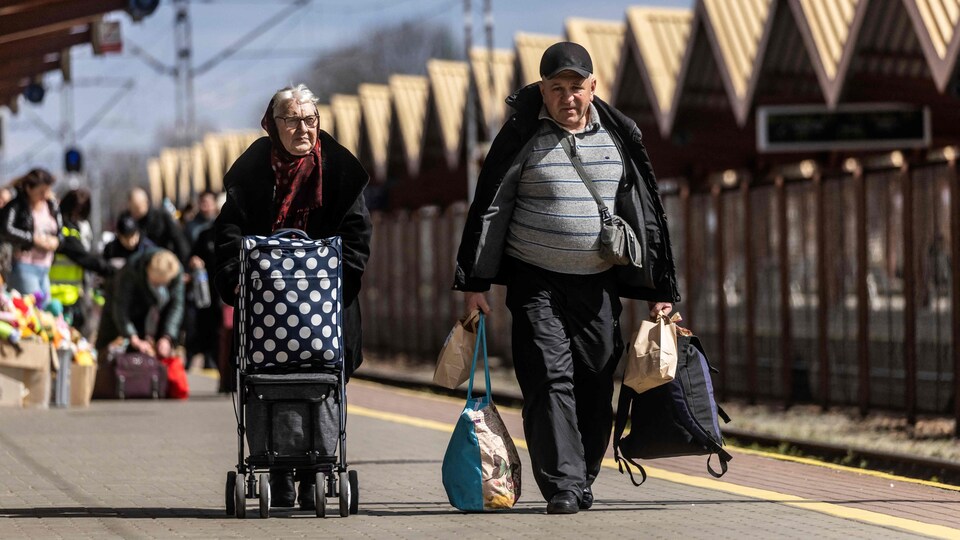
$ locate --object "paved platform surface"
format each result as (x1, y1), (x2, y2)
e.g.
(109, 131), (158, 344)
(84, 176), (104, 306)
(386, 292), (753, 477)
(1, 374), (959, 539)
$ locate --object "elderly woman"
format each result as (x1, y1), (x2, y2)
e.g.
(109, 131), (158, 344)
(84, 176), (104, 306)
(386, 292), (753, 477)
(0, 168), (62, 303)
(214, 83), (372, 511)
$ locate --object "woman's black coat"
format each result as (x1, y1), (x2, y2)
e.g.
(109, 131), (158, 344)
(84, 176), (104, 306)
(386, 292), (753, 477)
(214, 131), (372, 374)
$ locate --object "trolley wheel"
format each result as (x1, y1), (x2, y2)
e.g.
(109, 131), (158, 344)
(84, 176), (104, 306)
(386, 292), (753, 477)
(348, 470), (359, 514)
(235, 474), (246, 518)
(225, 471), (236, 516)
(258, 473), (270, 518)
(339, 472), (349, 517)
(315, 472), (326, 518)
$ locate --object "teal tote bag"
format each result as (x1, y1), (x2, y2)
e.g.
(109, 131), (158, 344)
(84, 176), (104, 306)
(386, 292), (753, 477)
(441, 315), (521, 511)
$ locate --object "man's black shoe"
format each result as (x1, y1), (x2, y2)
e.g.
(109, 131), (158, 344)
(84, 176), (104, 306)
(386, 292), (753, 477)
(579, 487), (593, 510)
(546, 491), (579, 514)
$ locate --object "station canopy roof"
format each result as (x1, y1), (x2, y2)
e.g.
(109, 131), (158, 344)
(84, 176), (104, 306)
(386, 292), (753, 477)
(0, 0), (152, 112)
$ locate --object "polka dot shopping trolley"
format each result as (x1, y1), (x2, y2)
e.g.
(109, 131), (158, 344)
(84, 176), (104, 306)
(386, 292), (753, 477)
(225, 229), (357, 519)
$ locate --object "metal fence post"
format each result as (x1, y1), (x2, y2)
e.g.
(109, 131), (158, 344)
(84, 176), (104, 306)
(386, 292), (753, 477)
(902, 163), (917, 425)
(413, 209), (425, 357)
(369, 212), (383, 351)
(742, 176), (756, 404)
(712, 184), (727, 397)
(776, 176), (792, 409)
(950, 157), (960, 438)
(855, 164), (870, 417)
(815, 172), (830, 410)
(681, 183), (694, 326)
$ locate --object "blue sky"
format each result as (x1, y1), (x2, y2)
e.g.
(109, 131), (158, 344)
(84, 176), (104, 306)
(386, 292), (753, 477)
(1, 0), (689, 179)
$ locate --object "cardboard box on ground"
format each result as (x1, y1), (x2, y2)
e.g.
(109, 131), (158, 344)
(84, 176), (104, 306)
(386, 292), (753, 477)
(0, 340), (52, 408)
(70, 362), (96, 407)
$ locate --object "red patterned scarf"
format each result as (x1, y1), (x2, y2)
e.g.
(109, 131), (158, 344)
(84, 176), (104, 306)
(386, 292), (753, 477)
(261, 99), (323, 232)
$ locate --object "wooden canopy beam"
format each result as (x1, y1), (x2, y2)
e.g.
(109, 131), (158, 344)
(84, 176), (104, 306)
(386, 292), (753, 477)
(0, 26), (90, 64)
(0, 0), (123, 45)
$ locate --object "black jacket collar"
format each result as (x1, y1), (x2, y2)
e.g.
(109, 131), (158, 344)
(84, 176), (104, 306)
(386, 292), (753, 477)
(505, 82), (640, 144)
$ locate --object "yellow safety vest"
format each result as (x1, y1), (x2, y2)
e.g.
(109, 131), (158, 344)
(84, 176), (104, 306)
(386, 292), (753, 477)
(49, 226), (84, 306)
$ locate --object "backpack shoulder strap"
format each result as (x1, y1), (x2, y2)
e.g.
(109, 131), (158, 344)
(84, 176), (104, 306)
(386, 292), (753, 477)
(707, 453), (730, 478)
(613, 382), (647, 486)
(717, 405), (731, 424)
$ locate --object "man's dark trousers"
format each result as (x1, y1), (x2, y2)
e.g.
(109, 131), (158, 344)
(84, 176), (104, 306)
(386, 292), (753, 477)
(505, 257), (623, 501)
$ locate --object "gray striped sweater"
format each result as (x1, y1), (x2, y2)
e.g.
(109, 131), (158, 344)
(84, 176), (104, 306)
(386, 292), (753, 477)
(504, 103), (625, 275)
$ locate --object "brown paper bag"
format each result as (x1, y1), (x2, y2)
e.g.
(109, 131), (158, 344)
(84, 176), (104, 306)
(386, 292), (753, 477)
(433, 310), (481, 389)
(623, 314), (678, 393)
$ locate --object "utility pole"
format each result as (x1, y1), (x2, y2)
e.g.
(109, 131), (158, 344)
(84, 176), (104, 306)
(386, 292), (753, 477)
(125, 1), (308, 205)
(173, 0), (195, 204)
(174, 0), (195, 146)
(60, 73), (80, 188)
(484, 0), (497, 132)
(464, 0), (478, 204)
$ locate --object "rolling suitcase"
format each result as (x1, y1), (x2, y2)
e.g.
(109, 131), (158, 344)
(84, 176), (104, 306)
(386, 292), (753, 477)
(238, 229), (343, 373)
(114, 352), (168, 399)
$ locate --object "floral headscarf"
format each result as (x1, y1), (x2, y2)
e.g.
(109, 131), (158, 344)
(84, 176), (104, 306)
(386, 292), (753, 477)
(260, 98), (323, 231)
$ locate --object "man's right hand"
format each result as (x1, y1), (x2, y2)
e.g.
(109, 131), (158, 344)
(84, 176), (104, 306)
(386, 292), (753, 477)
(464, 292), (491, 315)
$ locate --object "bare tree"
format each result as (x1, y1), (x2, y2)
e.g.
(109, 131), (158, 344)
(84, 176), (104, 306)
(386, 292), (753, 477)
(305, 20), (461, 102)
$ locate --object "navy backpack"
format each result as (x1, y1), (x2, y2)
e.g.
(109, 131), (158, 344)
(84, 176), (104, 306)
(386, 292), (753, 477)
(613, 334), (732, 485)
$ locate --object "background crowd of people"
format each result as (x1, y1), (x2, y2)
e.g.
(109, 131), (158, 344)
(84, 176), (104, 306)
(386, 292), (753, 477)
(0, 168), (226, 387)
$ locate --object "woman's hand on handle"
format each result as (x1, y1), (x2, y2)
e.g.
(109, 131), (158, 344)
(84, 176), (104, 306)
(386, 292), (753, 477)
(464, 292), (491, 316)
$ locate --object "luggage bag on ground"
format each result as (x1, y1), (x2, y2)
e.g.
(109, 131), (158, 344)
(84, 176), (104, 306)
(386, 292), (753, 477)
(93, 351), (168, 400)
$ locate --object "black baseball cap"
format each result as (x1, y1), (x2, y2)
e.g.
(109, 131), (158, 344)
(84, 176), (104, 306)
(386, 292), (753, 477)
(540, 41), (593, 79)
(116, 214), (140, 236)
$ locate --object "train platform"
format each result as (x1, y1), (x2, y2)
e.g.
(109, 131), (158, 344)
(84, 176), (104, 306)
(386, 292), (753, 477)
(1, 374), (959, 539)
(356, 353), (960, 478)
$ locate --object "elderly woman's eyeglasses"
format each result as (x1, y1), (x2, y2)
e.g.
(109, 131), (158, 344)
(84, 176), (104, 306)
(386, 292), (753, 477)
(275, 115), (319, 129)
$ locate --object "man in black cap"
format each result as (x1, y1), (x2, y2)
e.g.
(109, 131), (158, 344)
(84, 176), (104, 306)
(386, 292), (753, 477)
(103, 214), (156, 267)
(453, 42), (679, 513)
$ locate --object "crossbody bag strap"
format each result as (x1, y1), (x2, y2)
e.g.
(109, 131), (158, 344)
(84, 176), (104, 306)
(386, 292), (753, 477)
(557, 134), (614, 225)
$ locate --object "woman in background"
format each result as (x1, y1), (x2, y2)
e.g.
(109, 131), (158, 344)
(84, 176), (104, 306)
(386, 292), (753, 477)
(0, 168), (61, 304)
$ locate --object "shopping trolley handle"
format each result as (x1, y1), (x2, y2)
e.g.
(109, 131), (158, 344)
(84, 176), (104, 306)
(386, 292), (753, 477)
(270, 228), (311, 240)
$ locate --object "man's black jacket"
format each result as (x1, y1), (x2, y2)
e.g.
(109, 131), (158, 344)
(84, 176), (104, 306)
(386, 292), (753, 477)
(453, 83), (680, 302)
(131, 207), (191, 264)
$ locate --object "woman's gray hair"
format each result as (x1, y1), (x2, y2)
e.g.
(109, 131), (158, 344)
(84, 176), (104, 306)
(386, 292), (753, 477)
(271, 83), (319, 108)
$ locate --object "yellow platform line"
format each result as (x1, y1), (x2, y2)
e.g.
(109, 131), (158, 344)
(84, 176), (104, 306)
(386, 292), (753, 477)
(353, 379), (960, 493)
(729, 446), (960, 493)
(349, 403), (960, 539)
